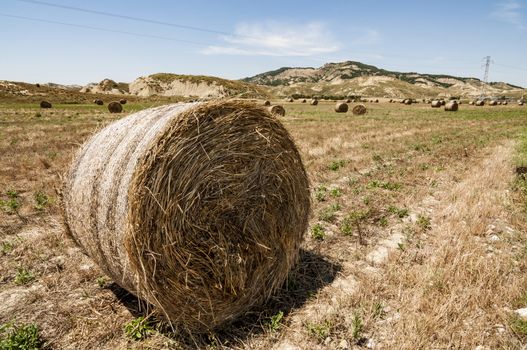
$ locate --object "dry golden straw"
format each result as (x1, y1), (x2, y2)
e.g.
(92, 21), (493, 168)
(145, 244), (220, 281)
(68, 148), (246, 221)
(63, 100), (310, 332)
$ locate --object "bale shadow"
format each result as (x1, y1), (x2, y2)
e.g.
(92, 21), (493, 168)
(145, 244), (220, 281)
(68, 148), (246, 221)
(106, 249), (341, 347)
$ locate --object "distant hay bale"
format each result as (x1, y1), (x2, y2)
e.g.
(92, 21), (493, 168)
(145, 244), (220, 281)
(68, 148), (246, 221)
(94, 99), (104, 105)
(287, 98), (294, 103)
(502, 101), (508, 105)
(108, 101), (123, 113)
(335, 102), (349, 113)
(40, 101), (52, 108)
(389, 99), (393, 103)
(263, 100), (271, 106)
(469, 101), (475, 105)
(431, 100), (441, 108)
(346, 99), (352, 103)
(519, 101), (524, 106)
(301, 99), (307, 103)
(35, 83), (40, 88)
(404, 99), (412, 105)
(63, 101), (309, 332)
(310, 99), (318, 106)
(476, 100), (485, 106)
(489, 100), (498, 106)
(352, 104), (367, 115)
(440, 100), (446, 106)
(375, 99), (379, 103)
(444, 101), (459, 111)
(120, 99), (127, 105)
(497, 101), (502, 105)
(268, 104), (286, 116)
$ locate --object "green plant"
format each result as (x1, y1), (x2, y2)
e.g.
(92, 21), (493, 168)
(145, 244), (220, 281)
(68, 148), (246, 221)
(378, 217), (388, 227)
(328, 159), (346, 171)
(510, 315), (527, 336)
(340, 210), (368, 244)
(14, 268), (34, 285)
(268, 311), (284, 332)
(96, 276), (107, 288)
(368, 180), (401, 191)
(34, 192), (50, 211)
(1, 191), (21, 214)
(311, 224), (326, 241)
(417, 215), (432, 231)
(1, 241), (14, 255)
(388, 205), (409, 218)
(351, 313), (364, 340)
(0, 322), (42, 350)
(124, 316), (154, 341)
(314, 185), (327, 202)
(319, 207), (337, 223)
(306, 320), (331, 341)
(329, 187), (343, 198)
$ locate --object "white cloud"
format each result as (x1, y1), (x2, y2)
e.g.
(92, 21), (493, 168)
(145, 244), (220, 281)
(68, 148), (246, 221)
(201, 21), (340, 57)
(492, 0), (526, 30)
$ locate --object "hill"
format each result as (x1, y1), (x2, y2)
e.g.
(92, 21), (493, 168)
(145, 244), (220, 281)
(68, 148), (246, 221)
(129, 73), (268, 99)
(243, 61), (525, 99)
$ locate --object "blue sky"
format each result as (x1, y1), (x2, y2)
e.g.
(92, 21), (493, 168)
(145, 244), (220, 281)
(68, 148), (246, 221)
(1, 0), (526, 86)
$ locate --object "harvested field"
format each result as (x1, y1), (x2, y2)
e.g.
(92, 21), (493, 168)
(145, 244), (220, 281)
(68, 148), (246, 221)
(1, 99), (527, 349)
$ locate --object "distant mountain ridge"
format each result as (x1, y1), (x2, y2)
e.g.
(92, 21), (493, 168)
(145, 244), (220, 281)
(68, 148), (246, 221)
(243, 61), (525, 98)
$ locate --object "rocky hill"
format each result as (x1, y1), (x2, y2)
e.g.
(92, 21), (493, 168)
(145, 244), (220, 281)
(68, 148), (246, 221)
(80, 79), (128, 95)
(129, 73), (267, 99)
(243, 61), (525, 99)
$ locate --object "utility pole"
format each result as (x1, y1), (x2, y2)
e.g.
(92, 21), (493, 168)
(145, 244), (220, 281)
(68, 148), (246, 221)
(480, 56), (491, 100)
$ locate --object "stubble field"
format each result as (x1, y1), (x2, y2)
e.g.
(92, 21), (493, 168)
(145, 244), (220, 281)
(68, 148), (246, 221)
(1, 99), (527, 349)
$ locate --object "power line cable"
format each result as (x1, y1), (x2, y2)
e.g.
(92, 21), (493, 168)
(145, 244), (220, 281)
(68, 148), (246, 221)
(0, 13), (213, 46)
(13, 0), (248, 38)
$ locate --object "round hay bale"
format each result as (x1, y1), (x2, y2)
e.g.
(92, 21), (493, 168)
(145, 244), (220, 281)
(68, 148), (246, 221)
(469, 101), (475, 105)
(389, 99), (393, 103)
(352, 104), (367, 115)
(476, 100), (485, 106)
(94, 99), (104, 105)
(335, 102), (349, 113)
(120, 99), (127, 105)
(431, 100), (441, 108)
(268, 104), (286, 116)
(108, 101), (123, 113)
(519, 101), (524, 106)
(440, 100), (446, 106)
(35, 83), (40, 88)
(444, 101), (459, 111)
(263, 100), (271, 106)
(502, 101), (508, 105)
(489, 100), (498, 106)
(287, 98), (294, 103)
(375, 99), (379, 103)
(63, 101), (309, 332)
(404, 99), (412, 105)
(40, 100), (52, 108)
(301, 99), (307, 103)
(346, 99), (352, 103)
(310, 99), (318, 106)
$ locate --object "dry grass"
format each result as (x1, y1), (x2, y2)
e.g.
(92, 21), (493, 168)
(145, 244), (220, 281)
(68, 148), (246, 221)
(1, 99), (527, 348)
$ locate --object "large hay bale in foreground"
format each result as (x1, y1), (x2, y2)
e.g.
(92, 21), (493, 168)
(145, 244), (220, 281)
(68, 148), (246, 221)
(352, 104), (367, 115)
(63, 101), (310, 332)
(335, 102), (349, 113)
(40, 101), (52, 108)
(310, 99), (318, 106)
(108, 101), (123, 113)
(268, 104), (286, 116)
(444, 101), (458, 111)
